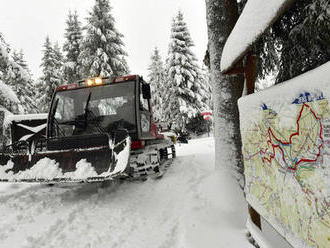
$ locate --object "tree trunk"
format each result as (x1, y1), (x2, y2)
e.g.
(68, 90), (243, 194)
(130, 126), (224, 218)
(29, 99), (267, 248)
(205, 0), (245, 183)
(0, 111), (5, 149)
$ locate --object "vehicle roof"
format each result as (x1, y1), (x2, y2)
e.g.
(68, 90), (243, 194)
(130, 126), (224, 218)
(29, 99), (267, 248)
(55, 75), (140, 92)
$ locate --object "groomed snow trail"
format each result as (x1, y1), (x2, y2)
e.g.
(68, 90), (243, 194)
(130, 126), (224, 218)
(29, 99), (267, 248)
(0, 137), (253, 248)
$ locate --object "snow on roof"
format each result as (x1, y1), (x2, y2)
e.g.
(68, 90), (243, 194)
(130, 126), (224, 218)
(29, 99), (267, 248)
(4, 113), (48, 127)
(221, 0), (294, 73)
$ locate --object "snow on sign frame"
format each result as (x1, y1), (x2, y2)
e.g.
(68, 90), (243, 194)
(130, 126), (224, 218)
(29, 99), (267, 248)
(238, 62), (330, 248)
(220, 0), (294, 73)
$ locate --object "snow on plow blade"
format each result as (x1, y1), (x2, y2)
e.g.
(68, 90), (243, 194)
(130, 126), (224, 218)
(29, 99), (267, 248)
(0, 134), (131, 183)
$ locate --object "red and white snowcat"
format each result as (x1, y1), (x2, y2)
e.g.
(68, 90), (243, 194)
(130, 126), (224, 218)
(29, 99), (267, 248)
(0, 75), (175, 183)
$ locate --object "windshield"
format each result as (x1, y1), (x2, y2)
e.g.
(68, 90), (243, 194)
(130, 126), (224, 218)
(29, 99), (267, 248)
(50, 82), (136, 137)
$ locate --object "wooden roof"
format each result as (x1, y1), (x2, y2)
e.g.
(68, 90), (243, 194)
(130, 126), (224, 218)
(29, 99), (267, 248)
(221, 0), (295, 73)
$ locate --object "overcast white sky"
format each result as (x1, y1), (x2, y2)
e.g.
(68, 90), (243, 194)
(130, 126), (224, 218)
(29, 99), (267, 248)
(0, 0), (208, 80)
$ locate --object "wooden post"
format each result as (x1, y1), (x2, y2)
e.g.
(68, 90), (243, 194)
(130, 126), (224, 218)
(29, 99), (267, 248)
(245, 51), (261, 229)
(245, 52), (257, 95)
(224, 51), (261, 229)
(223, 51), (257, 95)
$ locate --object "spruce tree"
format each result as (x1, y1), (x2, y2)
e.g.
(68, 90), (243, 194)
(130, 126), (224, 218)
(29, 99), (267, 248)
(164, 11), (208, 133)
(53, 42), (64, 81)
(0, 34), (23, 114)
(199, 65), (212, 110)
(148, 47), (166, 122)
(80, 0), (129, 78)
(38, 37), (63, 112)
(185, 66), (213, 135)
(63, 11), (83, 83)
(8, 50), (38, 113)
(12, 50), (29, 71)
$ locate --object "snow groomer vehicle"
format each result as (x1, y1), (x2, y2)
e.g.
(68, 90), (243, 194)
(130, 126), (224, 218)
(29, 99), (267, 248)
(0, 75), (175, 183)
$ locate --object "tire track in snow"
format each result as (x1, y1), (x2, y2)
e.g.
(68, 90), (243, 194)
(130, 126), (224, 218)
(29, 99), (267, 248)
(0, 184), (68, 243)
(0, 143), (209, 248)
(0, 183), (110, 248)
(0, 138), (252, 248)
(21, 158), (193, 248)
(23, 176), (185, 248)
(22, 182), (130, 248)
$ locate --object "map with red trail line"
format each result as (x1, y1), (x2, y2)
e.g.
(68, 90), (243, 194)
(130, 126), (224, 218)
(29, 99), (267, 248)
(241, 92), (330, 248)
(260, 103), (324, 172)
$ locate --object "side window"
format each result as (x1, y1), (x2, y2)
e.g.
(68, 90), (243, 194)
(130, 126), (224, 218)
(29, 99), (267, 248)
(139, 84), (149, 111)
(90, 97), (129, 116)
(54, 95), (74, 121)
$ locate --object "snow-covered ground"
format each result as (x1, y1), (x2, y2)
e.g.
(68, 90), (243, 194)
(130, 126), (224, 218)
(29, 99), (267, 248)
(0, 137), (252, 248)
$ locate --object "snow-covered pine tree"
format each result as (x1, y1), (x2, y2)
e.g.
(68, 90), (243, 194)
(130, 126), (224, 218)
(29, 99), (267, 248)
(0, 33), (10, 55)
(12, 50), (29, 72)
(38, 37), (63, 112)
(63, 11), (83, 83)
(185, 66), (213, 135)
(8, 50), (38, 113)
(148, 47), (166, 122)
(53, 42), (64, 81)
(0, 34), (23, 114)
(199, 65), (212, 109)
(80, 0), (129, 78)
(164, 11), (208, 133)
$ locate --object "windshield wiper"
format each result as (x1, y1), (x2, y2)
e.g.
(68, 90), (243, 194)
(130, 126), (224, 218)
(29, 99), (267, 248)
(53, 117), (66, 137)
(50, 99), (66, 137)
(85, 108), (107, 134)
(83, 92), (107, 134)
(84, 92), (92, 116)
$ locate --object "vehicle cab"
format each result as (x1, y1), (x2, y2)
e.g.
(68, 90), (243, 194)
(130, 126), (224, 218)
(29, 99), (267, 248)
(46, 75), (158, 151)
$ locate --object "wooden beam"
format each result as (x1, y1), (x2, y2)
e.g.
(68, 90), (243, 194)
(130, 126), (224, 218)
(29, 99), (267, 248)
(245, 52), (257, 95)
(223, 56), (245, 75)
(223, 51), (257, 95)
(224, 66), (245, 75)
(224, 51), (260, 230)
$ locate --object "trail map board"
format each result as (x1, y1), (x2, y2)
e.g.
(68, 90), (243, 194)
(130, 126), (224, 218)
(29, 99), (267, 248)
(239, 65), (330, 248)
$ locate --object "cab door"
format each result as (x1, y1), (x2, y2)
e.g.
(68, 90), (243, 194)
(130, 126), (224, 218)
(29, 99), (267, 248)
(137, 81), (153, 139)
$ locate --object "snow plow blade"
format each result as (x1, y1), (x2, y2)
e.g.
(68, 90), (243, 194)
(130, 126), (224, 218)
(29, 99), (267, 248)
(0, 131), (131, 183)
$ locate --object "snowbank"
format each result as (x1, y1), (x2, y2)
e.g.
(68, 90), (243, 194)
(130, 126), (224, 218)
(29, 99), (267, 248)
(221, 0), (294, 72)
(14, 158), (64, 180)
(0, 137), (131, 182)
(0, 158), (98, 181)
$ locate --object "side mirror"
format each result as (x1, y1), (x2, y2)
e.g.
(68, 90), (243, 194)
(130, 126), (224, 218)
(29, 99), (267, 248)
(142, 84), (151, 99)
